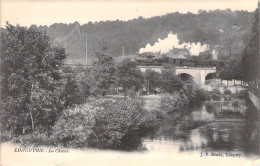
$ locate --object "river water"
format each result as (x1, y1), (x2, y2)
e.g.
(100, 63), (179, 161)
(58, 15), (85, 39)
(140, 101), (260, 157)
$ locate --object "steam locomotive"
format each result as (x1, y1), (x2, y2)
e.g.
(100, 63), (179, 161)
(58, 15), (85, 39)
(135, 57), (221, 68)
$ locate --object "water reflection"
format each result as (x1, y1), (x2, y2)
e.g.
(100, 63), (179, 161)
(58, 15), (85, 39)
(142, 101), (260, 156)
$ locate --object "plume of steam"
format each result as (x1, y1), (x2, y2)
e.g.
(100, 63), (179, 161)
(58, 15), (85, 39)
(139, 32), (208, 56)
(212, 49), (218, 60)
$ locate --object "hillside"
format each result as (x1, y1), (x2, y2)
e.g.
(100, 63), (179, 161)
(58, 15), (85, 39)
(32, 9), (255, 64)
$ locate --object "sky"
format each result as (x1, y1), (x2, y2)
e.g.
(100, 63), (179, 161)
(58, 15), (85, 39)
(1, 0), (259, 27)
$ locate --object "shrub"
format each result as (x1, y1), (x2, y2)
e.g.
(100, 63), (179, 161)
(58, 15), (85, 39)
(194, 89), (210, 102)
(224, 88), (232, 95)
(12, 131), (53, 146)
(161, 93), (188, 113)
(89, 98), (158, 149)
(205, 102), (217, 113)
(51, 104), (97, 147)
(185, 89), (209, 105)
(211, 94), (222, 101)
(210, 89), (222, 101)
(213, 88), (221, 94)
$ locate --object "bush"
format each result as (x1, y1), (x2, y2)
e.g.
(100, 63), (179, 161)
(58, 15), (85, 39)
(210, 89), (222, 101)
(205, 102), (217, 113)
(211, 94), (222, 101)
(90, 98), (158, 149)
(10, 98), (159, 149)
(12, 131), (53, 146)
(213, 88), (221, 94)
(224, 88), (232, 95)
(195, 89), (210, 101)
(161, 93), (189, 113)
(185, 89), (209, 105)
(51, 104), (97, 147)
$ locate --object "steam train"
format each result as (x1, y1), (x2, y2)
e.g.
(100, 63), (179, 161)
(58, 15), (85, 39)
(135, 57), (221, 68)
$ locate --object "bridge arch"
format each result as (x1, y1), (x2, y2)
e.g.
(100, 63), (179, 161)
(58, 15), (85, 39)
(205, 73), (217, 85)
(179, 73), (194, 81)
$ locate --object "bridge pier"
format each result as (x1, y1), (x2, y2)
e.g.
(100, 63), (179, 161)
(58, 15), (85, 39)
(200, 70), (206, 86)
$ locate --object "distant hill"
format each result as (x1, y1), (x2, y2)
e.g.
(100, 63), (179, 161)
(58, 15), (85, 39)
(25, 9), (257, 64)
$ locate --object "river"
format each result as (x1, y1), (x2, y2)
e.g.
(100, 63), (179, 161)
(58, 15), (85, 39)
(140, 101), (260, 157)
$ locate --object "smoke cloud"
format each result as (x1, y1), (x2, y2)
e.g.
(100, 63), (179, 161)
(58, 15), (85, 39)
(139, 32), (208, 56)
(212, 49), (218, 60)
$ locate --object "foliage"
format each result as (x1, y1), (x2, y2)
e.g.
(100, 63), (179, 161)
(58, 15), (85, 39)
(213, 88), (221, 94)
(218, 7), (259, 85)
(161, 93), (189, 113)
(185, 88), (209, 105)
(159, 68), (183, 93)
(0, 23), (67, 135)
(144, 69), (160, 94)
(87, 41), (116, 96)
(210, 89), (222, 101)
(161, 88), (209, 113)
(12, 131), (53, 146)
(223, 88), (232, 95)
(115, 59), (144, 98)
(241, 8), (259, 83)
(61, 65), (90, 107)
(217, 60), (243, 81)
(205, 102), (217, 113)
(51, 104), (97, 147)
(90, 98), (158, 149)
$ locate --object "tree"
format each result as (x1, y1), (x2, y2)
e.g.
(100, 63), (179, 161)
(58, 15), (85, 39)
(87, 41), (116, 96)
(218, 61), (233, 81)
(0, 23), (67, 135)
(61, 65), (90, 107)
(159, 66), (183, 93)
(115, 59), (144, 98)
(144, 69), (160, 94)
(220, 6), (260, 87)
(241, 7), (259, 85)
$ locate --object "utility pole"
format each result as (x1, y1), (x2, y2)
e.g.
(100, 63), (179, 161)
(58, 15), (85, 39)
(86, 34), (88, 66)
(122, 47), (124, 56)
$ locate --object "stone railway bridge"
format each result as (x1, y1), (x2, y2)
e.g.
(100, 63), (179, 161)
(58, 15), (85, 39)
(138, 66), (216, 86)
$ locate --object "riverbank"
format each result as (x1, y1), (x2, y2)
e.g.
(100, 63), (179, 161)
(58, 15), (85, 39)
(1, 88), (256, 152)
(2, 89), (259, 166)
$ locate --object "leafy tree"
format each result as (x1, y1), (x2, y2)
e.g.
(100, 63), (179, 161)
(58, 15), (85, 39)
(159, 66), (183, 93)
(220, 6), (259, 87)
(217, 59), (243, 85)
(144, 69), (160, 94)
(115, 59), (144, 98)
(218, 61), (233, 81)
(88, 41), (116, 96)
(241, 7), (259, 85)
(61, 65), (90, 107)
(0, 23), (67, 135)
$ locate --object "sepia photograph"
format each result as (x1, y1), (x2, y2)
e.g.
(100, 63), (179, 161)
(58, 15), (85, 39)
(0, 0), (259, 165)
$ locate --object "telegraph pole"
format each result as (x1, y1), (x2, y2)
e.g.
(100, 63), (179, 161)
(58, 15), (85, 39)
(122, 47), (125, 56)
(85, 34), (88, 66)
